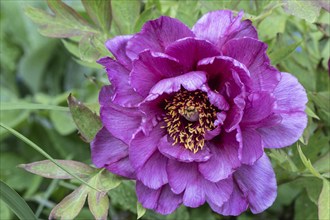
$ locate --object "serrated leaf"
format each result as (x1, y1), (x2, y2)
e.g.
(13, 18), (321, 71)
(67, 94), (102, 142)
(25, 1), (96, 38)
(82, 0), (112, 32)
(137, 202), (146, 219)
(284, 0), (321, 23)
(269, 40), (302, 65)
(18, 160), (96, 179)
(318, 180), (330, 220)
(49, 185), (89, 220)
(87, 191), (109, 220)
(111, 0), (141, 34)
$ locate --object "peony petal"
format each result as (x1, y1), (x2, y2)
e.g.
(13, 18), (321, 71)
(209, 181), (248, 216)
(258, 73), (307, 148)
(222, 38), (280, 92)
(273, 72), (307, 113)
(201, 85), (229, 111)
(105, 35), (132, 69)
(197, 56), (251, 93)
(158, 136), (212, 162)
(130, 50), (184, 97)
(98, 57), (143, 107)
(126, 16), (194, 60)
(100, 103), (142, 145)
(241, 92), (276, 126)
(234, 153), (277, 214)
(136, 151), (168, 189)
(91, 127), (128, 167)
(193, 10), (255, 49)
(129, 124), (165, 170)
(136, 182), (183, 215)
(199, 133), (240, 182)
(105, 157), (135, 179)
(239, 127), (264, 165)
(204, 177), (233, 207)
(147, 71), (207, 100)
(183, 174), (206, 208)
(165, 37), (220, 71)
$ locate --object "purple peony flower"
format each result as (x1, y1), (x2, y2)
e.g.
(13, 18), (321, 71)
(91, 10), (307, 215)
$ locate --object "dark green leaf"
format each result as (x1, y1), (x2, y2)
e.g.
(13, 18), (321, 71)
(67, 94), (102, 142)
(0, 180), (37, 220)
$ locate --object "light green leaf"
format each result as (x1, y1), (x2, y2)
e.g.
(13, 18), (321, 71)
(306, 106), (320, 120)
(50, 111), (76, 135)
(79, 34), (101, 63)
(25, 1), (96, 38)
(19, 160), (96, 179)
(269, 40), (302, 65)
(284, 0), (321, 23)
(259, 14), (287, 40)
(313, 152), (330, 174)
(99, 170), (122, 191)
(137, 201), (146, 219)
(49, 185), (89, 220)
(297, 144), (323, 179)
(0, 123), (100, 192)
(88, 190), (109, 220)
(0, 200), (12, 220)
(67, 94), (102, 142)
(0, 180), (37, 220)
(81, 0), (112, 33)
(318, 180), (330, 220)
(111, 0), (141, 34)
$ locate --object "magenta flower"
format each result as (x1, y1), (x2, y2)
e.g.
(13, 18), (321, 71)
(91, 10), (307, 215)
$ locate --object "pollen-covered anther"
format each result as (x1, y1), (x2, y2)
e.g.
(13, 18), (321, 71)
(163, 89), (218, 153)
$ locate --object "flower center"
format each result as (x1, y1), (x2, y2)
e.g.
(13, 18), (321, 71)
(163, 89), (218, 153)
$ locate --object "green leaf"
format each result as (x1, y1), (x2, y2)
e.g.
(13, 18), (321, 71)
(50, 111), (76, 135)
(284, 0), (321, 23)
(99, 170), (122, 191)
(269, 40), (302, 65)
(81, 0), (112, 33)
(134, 6), (161, 33)
(87, 190), (109, 220)
(109, 180), (137, 213)
(49, 185), (89, 220)
(0, 180), (37, 220)
(294, 193), (318, 220)
(297, 144), (323, 179)
(19, 160), (96, 179)
(318, 180), (330, 220)
(0, 123), (100, 192)
(305, 106), (320, 120)
(25, 0), (96, 38)
(67, 94), (102, 142)
(79, 34), (101, 63)
(258, 14), (288, 40)
(0, 200), (12, 220)
(111, 0), (141, 34)
(0, 102), (68, 111)
(313, 152), (330, 174)
(137, 201), (146, 219)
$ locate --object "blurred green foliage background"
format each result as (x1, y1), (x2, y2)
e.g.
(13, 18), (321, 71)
(0, 0), (329, 220)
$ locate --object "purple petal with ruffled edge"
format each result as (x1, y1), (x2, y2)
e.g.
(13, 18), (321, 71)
(136, 151), (168, 189)
(199, 132), (240, 182)
(91, 127), (135, 178)
(136, 182), (183, 215)
(241, 92), (276, 126)
(105, 35), (132, 69)
(158, 136), (211, 162)
(222, 38), (280, 92)
(234, 153), (277, 214)
(238, 127), (264, 165)
(98, 57), (143, 107)
(258, 72), (308, 148)
(126, 16), (194, 60)
(146, 71), (207, 100)
(209, 182), (248, 216)
(130, 50), (184, 97)
(192, 10), (256, 50)
(100, 103), (141, 145)
(165, 37), (220, 71)
(129, 124), (165, 170)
